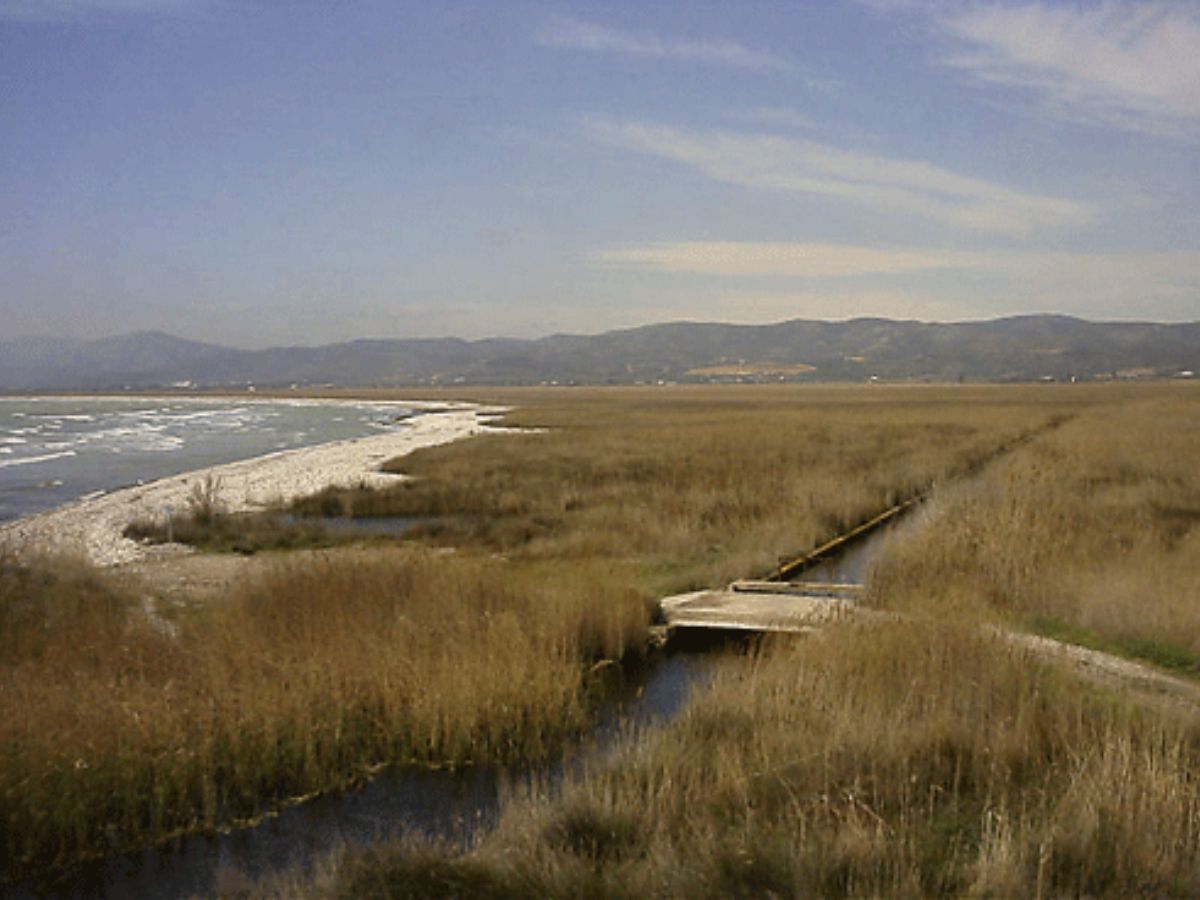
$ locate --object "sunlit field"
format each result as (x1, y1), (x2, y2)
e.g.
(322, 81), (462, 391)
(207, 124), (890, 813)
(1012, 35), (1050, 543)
(870, 388), (1200, 667)
(3, 382), (1194, 890)
(335, 620), (1200, 899)
(322, 383), (1200, 899)
(295, 384), (1075, 593)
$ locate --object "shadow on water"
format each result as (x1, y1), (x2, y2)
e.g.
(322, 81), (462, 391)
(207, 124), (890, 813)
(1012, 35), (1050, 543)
(16, 652), (717, 899)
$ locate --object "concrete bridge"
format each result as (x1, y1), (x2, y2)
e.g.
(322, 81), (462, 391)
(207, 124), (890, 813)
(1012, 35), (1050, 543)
(657, 579), (863, 636)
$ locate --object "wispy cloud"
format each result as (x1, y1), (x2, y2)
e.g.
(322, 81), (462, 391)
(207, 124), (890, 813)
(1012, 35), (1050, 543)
(595, 242), (991, 278)
(0, 0), (207, 22)
(589, 120), (1095, 236)
(535, 18), (795, 73)
(595, 241), (1200, 320)
(584, 285), (979, 327)
(596, 240), (1200, 282)
(918, 2), (1200, 137)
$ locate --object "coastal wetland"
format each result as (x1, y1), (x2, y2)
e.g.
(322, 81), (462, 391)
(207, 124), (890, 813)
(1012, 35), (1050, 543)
(4, 382), (1200, 897)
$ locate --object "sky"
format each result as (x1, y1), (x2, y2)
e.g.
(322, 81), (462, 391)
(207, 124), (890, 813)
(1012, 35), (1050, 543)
(2, 0), (1198, 348)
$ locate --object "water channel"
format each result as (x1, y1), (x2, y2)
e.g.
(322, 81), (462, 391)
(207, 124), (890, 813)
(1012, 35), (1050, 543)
(18, 654), (715, 899)
(16, 509), (917, 898)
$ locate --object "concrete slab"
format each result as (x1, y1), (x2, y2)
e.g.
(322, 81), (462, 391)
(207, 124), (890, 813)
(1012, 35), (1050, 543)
(659, 588), (856, 634)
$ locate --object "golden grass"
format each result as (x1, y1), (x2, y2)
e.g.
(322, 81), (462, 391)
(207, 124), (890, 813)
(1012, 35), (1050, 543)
(310, 383), (1200, 899)
(868, 389), (1200, 658)
(339, 620), (1200, 898)
(0, 549), (645, 876)
(299, 384), (1076, 594)
(4, 382), (1172, 883)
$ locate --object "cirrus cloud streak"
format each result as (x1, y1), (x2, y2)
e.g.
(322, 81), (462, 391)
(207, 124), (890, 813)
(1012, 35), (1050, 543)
(595, 240), (1200, 284)
(921, 1), (1200, 137)
(595, 241), (994, 278)
(594, 240), (1200, 321)
(595, 240), (1195, 324)
(590, 120), (1095, 236)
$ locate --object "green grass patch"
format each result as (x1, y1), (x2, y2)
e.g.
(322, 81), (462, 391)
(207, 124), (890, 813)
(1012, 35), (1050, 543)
(1028, 615), (1200, 678)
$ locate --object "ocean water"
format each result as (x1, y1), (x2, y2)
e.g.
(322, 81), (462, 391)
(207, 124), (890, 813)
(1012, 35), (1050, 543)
(0, 397), (417, 524)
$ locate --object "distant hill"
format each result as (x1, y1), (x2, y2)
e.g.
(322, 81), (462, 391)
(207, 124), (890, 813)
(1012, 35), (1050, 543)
(1, 316), (1197, 391)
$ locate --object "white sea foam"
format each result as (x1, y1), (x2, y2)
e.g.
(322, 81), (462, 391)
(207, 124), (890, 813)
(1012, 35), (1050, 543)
(0, 397), (438, 527)
(82, 426), (185, 452)
(0, 450), (77, 469)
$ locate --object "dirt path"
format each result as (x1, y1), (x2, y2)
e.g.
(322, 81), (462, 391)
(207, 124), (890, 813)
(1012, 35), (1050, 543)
(1004, 629), (1200, 713)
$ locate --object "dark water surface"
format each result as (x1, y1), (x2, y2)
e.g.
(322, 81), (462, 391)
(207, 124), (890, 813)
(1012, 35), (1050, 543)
(17, 654), (714, 899)
(791, 503), (929, 585)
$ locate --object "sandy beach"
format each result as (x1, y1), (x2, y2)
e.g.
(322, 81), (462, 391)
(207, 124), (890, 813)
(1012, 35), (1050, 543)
(0, 403), (509, 567)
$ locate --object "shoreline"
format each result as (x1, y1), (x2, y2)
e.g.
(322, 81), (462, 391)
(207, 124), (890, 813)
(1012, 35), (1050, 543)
(0, 403), (509, 567)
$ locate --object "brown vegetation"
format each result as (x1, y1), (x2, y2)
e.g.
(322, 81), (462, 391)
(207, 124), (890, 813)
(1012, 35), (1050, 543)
(0, 549), (644, 876)
(296, 385), (1071, 594)
(314, 383), (1200, 899)
(341, 619), (1200, 898)
(869, 388), (1200, 667)
(6, 382), (1182, 887)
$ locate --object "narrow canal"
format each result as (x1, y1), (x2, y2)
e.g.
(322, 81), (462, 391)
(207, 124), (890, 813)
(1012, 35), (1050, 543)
(20, 654), (715, 899)
(20, 508), (918, 898)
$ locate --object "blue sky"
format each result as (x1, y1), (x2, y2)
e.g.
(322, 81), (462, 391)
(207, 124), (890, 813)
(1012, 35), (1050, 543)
(2, 0), (1198, 347)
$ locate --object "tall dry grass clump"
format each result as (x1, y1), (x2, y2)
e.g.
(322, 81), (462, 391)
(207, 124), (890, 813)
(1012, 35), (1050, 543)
(339, 619), (1200, 898)
(0, 548), (646, 877)
(868, 390), (1200, 659)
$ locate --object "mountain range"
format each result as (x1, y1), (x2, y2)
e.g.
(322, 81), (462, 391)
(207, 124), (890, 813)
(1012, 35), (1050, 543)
(1, 315), (1197, 391)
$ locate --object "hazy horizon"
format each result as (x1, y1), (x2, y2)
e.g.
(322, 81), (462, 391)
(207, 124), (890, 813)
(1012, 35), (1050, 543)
(3, 1), (1198, 347)
(8, 310), (1200, 354)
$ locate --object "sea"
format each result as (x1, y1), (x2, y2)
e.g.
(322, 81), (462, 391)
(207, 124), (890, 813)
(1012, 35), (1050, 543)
(0, 396), (417, 525)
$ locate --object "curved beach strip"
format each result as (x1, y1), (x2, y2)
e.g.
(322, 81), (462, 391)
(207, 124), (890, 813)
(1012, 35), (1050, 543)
(0, 403), (510, 567)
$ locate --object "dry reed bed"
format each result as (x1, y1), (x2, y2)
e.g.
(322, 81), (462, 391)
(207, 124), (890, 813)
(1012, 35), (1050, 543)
(319, 384), (1200, 899)
(869, 389), (1200, 659)
(341, 620), (1200, 898)
(299, 386), (1076, 593)
(0, 384), (1099, 880)
(1, 550), (646, 877)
